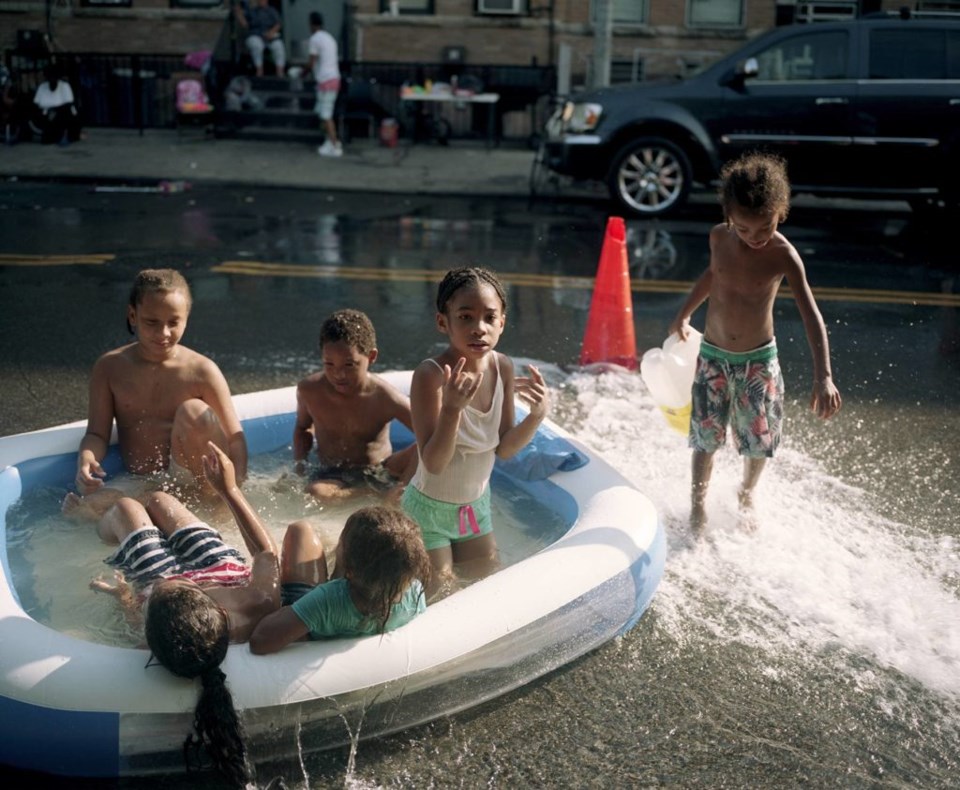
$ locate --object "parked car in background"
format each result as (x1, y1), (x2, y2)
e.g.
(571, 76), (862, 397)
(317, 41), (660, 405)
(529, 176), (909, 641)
(543, 13), (960, 217)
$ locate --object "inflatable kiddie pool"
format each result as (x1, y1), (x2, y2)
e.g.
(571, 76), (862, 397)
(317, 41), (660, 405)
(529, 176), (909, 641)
(0, 372), (665, 778)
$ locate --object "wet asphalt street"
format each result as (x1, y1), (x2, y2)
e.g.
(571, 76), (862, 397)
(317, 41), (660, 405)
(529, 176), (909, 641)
(1, 181), (959, 789)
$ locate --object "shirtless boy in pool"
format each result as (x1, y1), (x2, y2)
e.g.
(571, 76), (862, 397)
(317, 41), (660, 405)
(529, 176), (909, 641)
(668, 153), (841, 535)
(293, 308), (416, 503)
(65, 269), (247, 515)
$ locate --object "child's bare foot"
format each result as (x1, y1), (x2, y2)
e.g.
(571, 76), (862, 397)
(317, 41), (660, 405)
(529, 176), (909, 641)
(62, 489), (124, 522)
(690, 501), (708, 537)
(306, 479), (355, 501)
(737, 486), (759, 533)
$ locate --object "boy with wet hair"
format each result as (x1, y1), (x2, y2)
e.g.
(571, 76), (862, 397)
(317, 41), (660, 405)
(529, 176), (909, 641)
(668, 152), (841, 535)
(293, 308), (417, 501)
(66, 269), (247, 515)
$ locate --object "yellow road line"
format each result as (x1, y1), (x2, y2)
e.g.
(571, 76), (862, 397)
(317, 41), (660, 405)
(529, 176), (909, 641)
(212, 261), (960, 308)
(0, 254), (114, 266)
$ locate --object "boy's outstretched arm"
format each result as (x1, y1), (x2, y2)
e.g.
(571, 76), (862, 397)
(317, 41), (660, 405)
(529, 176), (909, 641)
(785, 257), (842, 419)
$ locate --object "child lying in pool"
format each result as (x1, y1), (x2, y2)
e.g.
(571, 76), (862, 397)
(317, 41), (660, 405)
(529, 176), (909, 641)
(91, 442), (429, 784)
(91, 442), (292, 786)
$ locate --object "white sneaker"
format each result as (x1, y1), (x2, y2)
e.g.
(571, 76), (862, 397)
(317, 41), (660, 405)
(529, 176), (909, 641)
(317, 140), (342, 157)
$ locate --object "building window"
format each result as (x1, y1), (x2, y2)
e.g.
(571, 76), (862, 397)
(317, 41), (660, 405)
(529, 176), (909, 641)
(687, 0), (742, 28)
(592, 0), (648, 25)
(380, 0), (435, 13)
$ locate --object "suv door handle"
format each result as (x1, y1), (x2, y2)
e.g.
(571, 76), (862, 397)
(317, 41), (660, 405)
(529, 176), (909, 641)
(815, 97), (849, 105)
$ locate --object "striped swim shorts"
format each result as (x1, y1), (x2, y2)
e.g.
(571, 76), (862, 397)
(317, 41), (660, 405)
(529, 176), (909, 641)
(104, 522), (249, 589)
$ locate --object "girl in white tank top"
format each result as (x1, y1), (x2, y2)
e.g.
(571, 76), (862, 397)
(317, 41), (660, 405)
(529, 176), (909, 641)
(401, 267), (550, 600)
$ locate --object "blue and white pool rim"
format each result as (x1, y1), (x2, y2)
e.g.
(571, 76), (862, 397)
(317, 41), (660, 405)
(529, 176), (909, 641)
(0, 372), (665, 778)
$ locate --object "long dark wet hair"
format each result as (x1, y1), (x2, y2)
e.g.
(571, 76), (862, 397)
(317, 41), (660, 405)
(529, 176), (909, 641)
(435, 266), (507, 315)
(340, 506), (431, 633)
(127, 268), (192, 334)
(145, 583), (249, 788)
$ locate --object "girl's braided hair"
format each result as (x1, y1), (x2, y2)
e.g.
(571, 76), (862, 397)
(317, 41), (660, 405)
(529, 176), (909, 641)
(145, 583), (249, 788)
(435, 267), (507, 314)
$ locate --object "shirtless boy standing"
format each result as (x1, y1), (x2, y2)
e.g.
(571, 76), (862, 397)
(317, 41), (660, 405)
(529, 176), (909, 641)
(69, 269), (247, 509)
(294, 309), (417, 501)
(667, 153), (841, 534)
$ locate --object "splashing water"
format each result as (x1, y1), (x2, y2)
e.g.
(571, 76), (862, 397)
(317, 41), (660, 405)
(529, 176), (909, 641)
(560, 368), (960, 703)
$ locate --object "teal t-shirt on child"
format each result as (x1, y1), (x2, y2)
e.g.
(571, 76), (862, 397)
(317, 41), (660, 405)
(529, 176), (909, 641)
(291, 577), (426, 638)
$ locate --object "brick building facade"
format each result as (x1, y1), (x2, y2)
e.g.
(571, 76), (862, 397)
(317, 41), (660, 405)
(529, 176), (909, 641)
(0, 2), (924, 82)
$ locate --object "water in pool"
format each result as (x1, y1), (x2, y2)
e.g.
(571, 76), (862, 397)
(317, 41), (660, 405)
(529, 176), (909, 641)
(5, 444), (569, 649)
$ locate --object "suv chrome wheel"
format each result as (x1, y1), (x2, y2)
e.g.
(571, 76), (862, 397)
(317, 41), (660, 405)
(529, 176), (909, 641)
(608, 137), (692, 217)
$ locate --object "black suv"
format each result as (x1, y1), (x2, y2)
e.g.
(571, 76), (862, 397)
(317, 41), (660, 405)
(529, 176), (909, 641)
(543, 14), (960, 216)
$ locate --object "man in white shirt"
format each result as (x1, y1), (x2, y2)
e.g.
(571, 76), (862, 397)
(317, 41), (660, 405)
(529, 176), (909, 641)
(307, 12), (342, 158)
(32, 64), (80, 145)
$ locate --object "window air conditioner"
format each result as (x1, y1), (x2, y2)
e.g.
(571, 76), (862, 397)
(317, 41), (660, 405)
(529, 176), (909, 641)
(477, 0), (524, 15)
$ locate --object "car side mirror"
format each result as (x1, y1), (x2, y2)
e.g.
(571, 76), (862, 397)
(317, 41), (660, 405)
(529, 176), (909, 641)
(725, 57), (759, 89)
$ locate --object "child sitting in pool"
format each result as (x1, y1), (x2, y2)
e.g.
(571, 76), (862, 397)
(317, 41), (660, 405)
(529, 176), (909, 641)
(293, 308), (417, 502)
(91, 442), (317, 787)
(249, 505), (430, 653)
(401, 267), (550, 600)
(68, 268), (247, 512)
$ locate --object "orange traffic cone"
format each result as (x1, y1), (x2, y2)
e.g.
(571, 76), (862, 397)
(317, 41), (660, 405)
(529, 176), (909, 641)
(579, 216), (637, 370)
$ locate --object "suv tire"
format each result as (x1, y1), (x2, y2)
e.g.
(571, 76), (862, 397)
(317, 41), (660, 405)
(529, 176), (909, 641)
(607, 136), (692, 218)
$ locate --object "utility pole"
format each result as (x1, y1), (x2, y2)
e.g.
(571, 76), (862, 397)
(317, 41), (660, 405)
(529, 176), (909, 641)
(592, 0), (613, 89)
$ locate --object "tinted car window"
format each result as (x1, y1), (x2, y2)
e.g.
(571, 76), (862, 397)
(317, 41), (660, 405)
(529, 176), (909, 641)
(754, 31), (849, 81)
(869, 30), (946, 79)
(949, 30), (960, 78)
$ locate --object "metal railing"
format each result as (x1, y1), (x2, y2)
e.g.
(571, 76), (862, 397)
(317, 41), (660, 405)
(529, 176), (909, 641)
(3, 48), (556, 139)
(4, 51), (185, 131)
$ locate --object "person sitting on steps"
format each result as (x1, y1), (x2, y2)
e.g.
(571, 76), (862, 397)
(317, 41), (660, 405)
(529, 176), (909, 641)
(235, 0), (286, 78)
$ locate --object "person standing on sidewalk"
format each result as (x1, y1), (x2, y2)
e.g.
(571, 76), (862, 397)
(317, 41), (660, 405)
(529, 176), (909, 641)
(307, 11), (342, 158)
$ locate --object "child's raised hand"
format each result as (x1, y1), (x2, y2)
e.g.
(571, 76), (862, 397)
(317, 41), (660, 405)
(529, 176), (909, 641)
(441, 357), (483, 412)
(515, 364), (549, 421)
(810, 378), (842, 420)
(202, 441), (237, 493)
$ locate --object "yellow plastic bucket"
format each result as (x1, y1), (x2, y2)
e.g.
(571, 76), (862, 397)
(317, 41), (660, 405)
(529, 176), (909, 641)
(659, 403), (691, 435)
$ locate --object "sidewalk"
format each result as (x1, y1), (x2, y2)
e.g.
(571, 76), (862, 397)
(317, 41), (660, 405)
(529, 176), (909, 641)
(0, 127), (540, 197)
